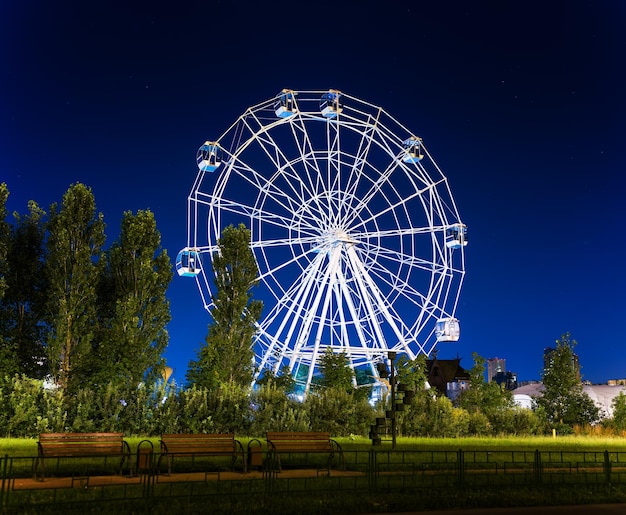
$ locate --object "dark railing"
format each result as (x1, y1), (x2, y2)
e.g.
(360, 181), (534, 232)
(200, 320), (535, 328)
(3, 449), (626, 511)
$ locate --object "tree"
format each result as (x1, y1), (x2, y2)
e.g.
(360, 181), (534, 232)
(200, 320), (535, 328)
(536, 332), (600, 430)
(316, 348), (355, 393)
(456, 353), (513, 414)
(1, 201), (48, 378)
(94, 209), (172, 388)
(45, 183), (105, 394)
(256, 365), (296, 394)
(611, 392), (626, 432)
(186, 224), (263, 390)
(0, 183), (8, 301)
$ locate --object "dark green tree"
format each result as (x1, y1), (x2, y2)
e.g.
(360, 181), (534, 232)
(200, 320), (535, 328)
(187, 224), (263, 390)
(536, 332), (600, 430)
(456, 353), (513, 426)
(0, 183), (12, 377)
(45, 183), (105, 394)
(1, 201), (48, 378)
(611, 392), (626, 432)
(256, 365), (296, 393)
(95, 209), (172, 388)
(0, 183), (8, 301)
(316, 348), (355, 393)
(395, 354), (429, 393)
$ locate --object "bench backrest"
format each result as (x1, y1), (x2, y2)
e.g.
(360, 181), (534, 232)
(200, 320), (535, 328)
(38, 433), (126, 456)
(266, 431), (334, 452)
(160, 433), (238, 454)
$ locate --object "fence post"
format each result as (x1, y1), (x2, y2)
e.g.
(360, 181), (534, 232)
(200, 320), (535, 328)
(368, 449), (378, 490)
(604, 450), (612, 484)
(457, 449), (465, 487)
(534, 450), (542, 484)
(1, 454), (6, 509)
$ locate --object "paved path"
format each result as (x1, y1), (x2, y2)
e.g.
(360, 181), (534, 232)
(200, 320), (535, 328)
(386, 505), (626, 514)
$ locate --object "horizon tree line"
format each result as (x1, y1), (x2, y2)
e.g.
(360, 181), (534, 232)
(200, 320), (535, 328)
(0, 182), (615, 439)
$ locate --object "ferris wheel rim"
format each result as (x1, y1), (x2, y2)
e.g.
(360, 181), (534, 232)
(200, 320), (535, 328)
(182, 89), (467, 395)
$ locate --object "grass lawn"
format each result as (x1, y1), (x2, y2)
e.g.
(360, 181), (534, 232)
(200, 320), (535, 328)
(5, 434), (626, 457)
(4, 435), (626, 514)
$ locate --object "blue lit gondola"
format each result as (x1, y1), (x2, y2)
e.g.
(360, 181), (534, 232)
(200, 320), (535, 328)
(320, 90), (343, 118)
(402, 137), (424, 163)
(445, 223), (468, 249)
(274, 89), (298, 118)
(196, 141), (222, 172)
(436, 317), (460, 342)
(176, 248), (201, 277)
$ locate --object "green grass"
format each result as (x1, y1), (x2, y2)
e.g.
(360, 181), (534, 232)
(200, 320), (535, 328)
(5, 436), (626, 514)
(5, 434), (626, 458)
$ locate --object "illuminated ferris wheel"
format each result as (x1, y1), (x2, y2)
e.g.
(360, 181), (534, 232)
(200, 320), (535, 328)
(177, 89), (467, 395)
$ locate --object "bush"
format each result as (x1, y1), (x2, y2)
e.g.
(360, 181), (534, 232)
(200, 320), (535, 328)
(249, 384), (310, 436)
(304, 387), (375, 436)
(0, 375), (65, 437)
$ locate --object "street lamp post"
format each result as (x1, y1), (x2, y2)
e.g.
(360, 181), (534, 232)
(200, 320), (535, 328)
(388, 351), (397, 450)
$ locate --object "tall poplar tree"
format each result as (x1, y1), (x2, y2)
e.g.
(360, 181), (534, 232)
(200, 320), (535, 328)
(0, 183), (12, 377)
(95, 209), (172, 387)
(3, 201), (48, 378)
(187, 223), (263, 390)
(0, 183), (8, 301)
(45, 183), (105, 393)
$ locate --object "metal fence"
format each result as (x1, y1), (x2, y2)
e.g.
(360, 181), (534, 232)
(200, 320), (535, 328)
(3, 449), (626, 512)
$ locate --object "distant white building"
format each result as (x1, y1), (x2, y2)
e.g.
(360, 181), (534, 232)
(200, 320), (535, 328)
(512, 383), (543, 410)
(511, 383), (626, 419)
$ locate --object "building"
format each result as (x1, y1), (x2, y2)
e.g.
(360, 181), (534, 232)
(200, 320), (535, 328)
(426, 358), (471, 400)
(487, 357), (506, 382)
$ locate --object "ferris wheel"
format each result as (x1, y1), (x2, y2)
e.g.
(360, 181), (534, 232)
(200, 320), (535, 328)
(177, 89), (467, 395)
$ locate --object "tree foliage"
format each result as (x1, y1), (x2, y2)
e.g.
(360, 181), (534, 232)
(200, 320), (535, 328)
(536, 332), (600, 429)
(316, 348), (355, 392)
(0, 183), (8, 301)
(95, 209), (172, 388)
(1, 201), (48, 378)
(45, 183), (106, 394)
(456, 352), (513, 414)
(187, 224), (263, 390)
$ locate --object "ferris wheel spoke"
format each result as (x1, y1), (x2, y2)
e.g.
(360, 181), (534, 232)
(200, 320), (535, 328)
(255, 244), (321, 288)
(244, 128), (320, 205)
(365, 257), (453, 325)
(356, 225), (445, 240)
(334, 261), (399, 357)
(340, 119), (380, 216)
(256, 252), (326, 374)
(359, 244), (446, 274)
(343, 245), (414, 356)
(348, 180), (444, 232)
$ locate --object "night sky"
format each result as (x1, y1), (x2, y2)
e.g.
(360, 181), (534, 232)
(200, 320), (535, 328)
(2, 1), (625, 385)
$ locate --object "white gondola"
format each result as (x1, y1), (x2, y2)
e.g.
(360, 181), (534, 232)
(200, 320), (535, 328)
(445, 223), (468, 249)
(320, 90), (343, 118)
(436, 317), (460, 342)
(402, 136), (424, 163)
(274, 89), (298, 118)
(196, 141), (222, 172)
(176, 248), (201, 277)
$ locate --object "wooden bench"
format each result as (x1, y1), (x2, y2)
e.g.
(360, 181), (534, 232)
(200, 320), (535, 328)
(158, 433), (247, 475)
(35, 432), (130, 480)
(266, 431), (344, 472)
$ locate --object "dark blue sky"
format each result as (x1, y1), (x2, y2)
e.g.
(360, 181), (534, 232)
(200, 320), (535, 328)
(2, 1), (625, 384)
